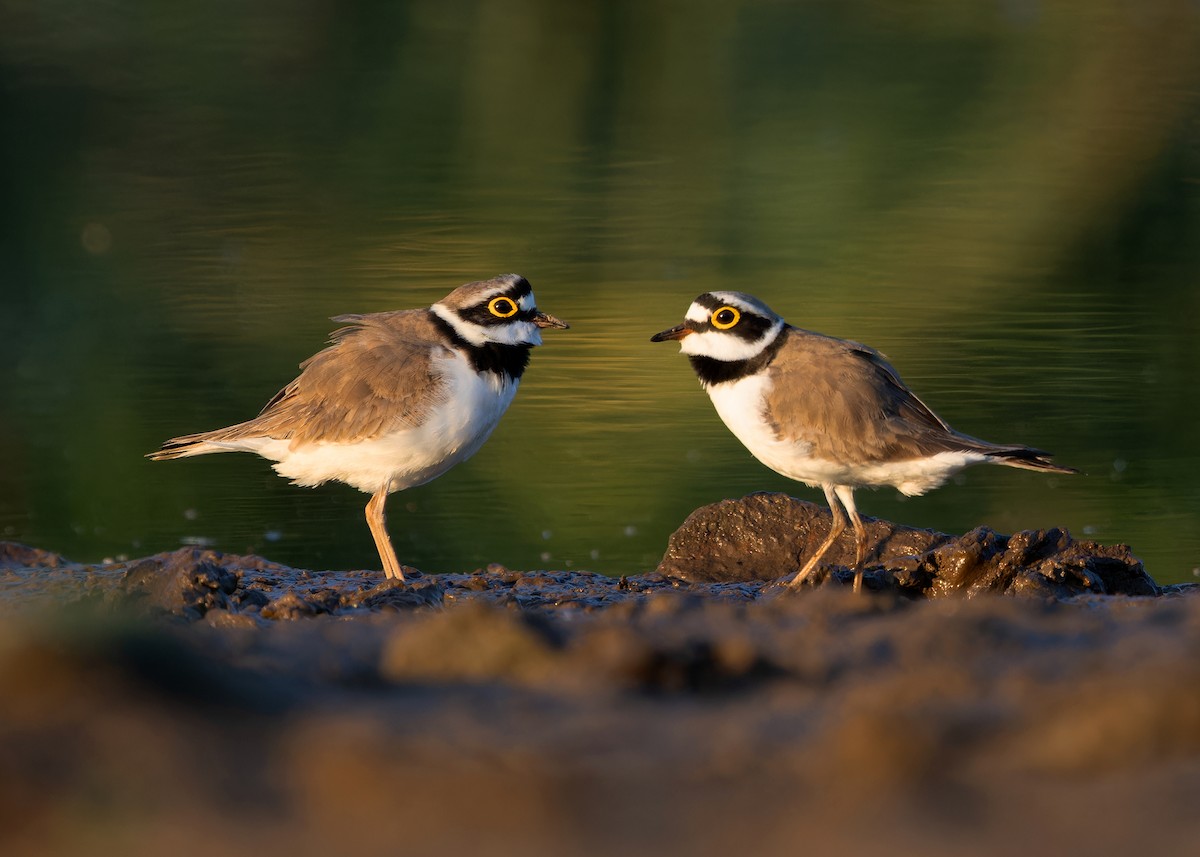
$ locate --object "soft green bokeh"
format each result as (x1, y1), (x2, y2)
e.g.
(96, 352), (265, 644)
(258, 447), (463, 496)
(2, 0), (1198, 581)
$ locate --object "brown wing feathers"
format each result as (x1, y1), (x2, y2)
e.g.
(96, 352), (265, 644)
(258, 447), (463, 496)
(149, 310), (448, 457)
(765, 328), (1075, 471)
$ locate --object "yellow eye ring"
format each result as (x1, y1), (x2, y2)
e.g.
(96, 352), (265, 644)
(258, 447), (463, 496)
(488, 296), (519, 318)
(711, 306), (740, 330)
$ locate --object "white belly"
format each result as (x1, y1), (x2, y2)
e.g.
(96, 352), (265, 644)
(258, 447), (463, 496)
(705, 375), (986, 495)
(241, 355), (517, 494)
(706, 374), (800, 475)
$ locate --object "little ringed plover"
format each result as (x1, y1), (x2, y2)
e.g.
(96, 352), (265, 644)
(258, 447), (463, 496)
(149, 273), (568, 580)
(652, 291), (1075, 592)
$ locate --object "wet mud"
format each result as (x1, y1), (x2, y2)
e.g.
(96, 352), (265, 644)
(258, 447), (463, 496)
(1, 495), (1198, 857)
(660, 493), (1160, 597)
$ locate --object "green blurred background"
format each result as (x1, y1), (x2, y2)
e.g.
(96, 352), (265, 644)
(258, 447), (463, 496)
(1, 0), (1198, 582)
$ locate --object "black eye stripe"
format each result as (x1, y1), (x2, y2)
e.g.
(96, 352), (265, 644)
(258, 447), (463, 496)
(685, 292), (781, 341)
(700, 311), (772, 341)
(460, 296), (535, 326)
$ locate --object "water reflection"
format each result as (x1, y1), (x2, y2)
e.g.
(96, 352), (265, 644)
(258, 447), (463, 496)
(1, 0), (1198, 582)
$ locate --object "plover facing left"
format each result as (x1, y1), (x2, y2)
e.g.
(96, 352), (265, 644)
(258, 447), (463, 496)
(652, 290), (1075, 592)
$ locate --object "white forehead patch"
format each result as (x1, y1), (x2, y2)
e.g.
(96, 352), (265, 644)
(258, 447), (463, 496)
(684, 291), (782, 324)
(707, 291), (780, 318)
(474, 281), (531, 302)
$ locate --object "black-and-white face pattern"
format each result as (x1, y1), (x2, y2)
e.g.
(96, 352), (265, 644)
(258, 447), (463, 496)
(651, 291), (785, 361)
(433, 274), (567, 347)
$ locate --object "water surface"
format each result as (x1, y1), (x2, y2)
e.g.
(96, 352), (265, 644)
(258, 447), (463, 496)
(2, 0), (1198, 582)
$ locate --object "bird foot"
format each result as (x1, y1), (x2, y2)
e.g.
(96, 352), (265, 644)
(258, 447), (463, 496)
(786, 561), (832, 589)
(847, 565), (888, 594)
(382, 565), (423, 582)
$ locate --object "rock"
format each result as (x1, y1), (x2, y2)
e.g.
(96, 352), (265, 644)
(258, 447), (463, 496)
(657, 493), (948, 583)
(260, 591), (332, 620)
(658, 493), (1159, 597)
(921, 525), (1157, 597)
(379, 602), (562, 684)
(340, 578), (445, 611)
(0, 541), (68, 569)
(119, 549), (241, 620)
(568, 614), (782, 693)
(233, 589), (271, 611)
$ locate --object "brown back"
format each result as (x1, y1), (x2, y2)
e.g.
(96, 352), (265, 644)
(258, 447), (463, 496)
(762, 327), (982, 464)
(202, 309), (452, 447)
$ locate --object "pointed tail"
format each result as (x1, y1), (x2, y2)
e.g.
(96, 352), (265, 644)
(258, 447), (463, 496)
(147, 432), (230, 461)
(987, 446), (1078, 475)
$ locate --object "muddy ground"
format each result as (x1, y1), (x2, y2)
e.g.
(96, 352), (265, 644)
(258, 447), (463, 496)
(1, 495), (1198, 857)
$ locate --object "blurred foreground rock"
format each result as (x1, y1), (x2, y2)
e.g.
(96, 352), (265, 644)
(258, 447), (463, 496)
(657, 493), (1160, 597)
(1, 529), (1197, 857)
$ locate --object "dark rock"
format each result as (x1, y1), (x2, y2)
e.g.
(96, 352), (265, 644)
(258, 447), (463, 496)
(3, 551), (1200, 857)
(260, 592), (331, 620)
(341, 578), (445, 611)
(573, 631), (777, 694)
(497, 570), (625, 611)
(658, 493), (1159, 597)
(920, 526), (1156, 598)
(118, 550), (241, 619)
(1162, 583), (1200, 596)
(474, 562), (521, 585)
(923, 527), (1011, 595)
(233, 589), (271, 610)
(380, 602), (561, 684)
(657, 493), (948, 583)
(459, 574), (493, 592)
(623, 572), (676, 592)
(0, 541), (68, 569)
